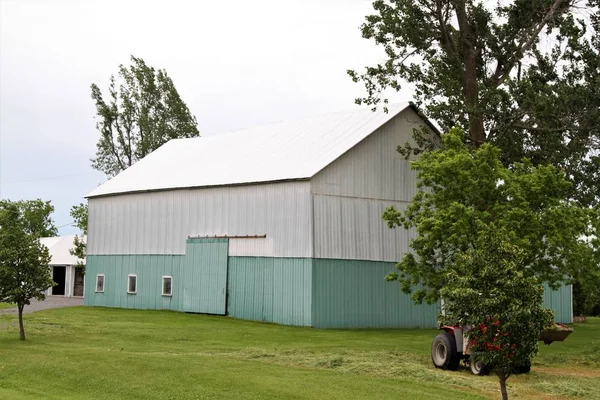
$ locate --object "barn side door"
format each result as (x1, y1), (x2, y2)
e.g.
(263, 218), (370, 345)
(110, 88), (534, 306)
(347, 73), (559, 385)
(183, 238), (228, 315)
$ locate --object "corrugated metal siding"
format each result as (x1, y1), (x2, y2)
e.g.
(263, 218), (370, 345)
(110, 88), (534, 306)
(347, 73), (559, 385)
(87, 181), (312, 258)
(311, 108), (435, 202)
(311, 108), (435, 262)
(543, 283), (573, 324)
(311, 259), (439, 328)
(227, 257), (312, 326)
(183, 239), (228, 314)
(313, 195), (412, 261)
(84, 255), (184, 311)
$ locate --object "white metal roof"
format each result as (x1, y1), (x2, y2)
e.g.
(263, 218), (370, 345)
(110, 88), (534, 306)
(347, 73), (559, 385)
(40, 235), (86, 266)
(86, 103), (413, 198)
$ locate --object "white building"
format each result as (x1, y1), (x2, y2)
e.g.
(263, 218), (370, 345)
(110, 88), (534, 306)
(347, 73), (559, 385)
(41, 235), (86, 297)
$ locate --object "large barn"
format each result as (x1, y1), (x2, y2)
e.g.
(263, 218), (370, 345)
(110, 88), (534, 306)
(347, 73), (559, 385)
(83, 104), (572, 328)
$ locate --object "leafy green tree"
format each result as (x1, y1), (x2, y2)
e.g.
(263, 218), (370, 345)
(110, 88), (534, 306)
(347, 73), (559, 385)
(69, 203), (87, 272)
(7, 199), (58, 237)
(0, 201), (54, 340)
(383, 128), (597, 304)
(77, 55), (200, 262)
(440, 232), (554, 400)
(90, 55), (200, 177)
(349, 0), (600, 208)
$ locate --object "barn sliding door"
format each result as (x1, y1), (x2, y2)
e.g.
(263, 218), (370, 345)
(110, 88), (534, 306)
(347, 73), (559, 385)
(183, 239), (228, 315)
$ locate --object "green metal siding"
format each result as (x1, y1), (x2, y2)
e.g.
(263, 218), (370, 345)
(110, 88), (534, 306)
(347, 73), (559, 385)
(543, 283), (572, 323)
(85, 253), (572, 327)
(84, 255), (184, 311)
(183, 239), (229, 314)
(311, 258), (439, 328)
(227, 257), (312, 326)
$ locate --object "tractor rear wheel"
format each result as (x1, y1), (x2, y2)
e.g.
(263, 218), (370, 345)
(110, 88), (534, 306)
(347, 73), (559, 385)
(431, 332), (460, 370)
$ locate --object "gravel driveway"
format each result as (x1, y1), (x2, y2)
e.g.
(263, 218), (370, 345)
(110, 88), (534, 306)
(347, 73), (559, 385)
(0, 297), (84, 315)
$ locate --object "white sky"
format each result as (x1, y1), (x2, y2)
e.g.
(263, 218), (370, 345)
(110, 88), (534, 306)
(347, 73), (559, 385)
(0, 0), (414, 234)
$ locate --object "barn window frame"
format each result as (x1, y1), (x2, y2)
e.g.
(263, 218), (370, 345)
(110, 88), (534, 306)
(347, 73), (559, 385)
(127, 274), (137, 294)
(95, 274), (105, 293)
(162, 276), (173, 297)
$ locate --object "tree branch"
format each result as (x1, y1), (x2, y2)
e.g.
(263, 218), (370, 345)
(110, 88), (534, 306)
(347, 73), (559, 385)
(512, 123), (591, 132)
(491, 0), (565, 87)
(436, 0), (460, 63)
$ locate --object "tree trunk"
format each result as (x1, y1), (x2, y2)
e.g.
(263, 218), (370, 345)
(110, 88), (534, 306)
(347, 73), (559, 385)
(453, 0), (486, 146)
(18, 303), (26, 340)
(498, 372), (509, 400)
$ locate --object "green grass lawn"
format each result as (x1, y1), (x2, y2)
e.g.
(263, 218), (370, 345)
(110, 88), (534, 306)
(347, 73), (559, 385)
(0, 308), (598, 400)
(0, 303), (15, 310)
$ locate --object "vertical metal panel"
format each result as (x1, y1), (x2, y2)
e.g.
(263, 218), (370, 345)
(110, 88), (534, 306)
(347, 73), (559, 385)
(227, 257), (312, 326)
(84, 255), (184, 311)
(310, 108), (432, 263)
(313, 195), (411, 262)
(311, 108), (433, 202)
(88, 181), (312, 258)
(182, 239), (228, 315)
(543, 283), (573, 323)
(311, 258), (438, 328)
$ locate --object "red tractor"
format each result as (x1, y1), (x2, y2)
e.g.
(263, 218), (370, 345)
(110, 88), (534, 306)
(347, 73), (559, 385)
(431, 323), (572, 375)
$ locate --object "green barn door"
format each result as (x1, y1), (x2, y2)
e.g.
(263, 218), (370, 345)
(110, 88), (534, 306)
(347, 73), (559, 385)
(183, 239), (228, 315)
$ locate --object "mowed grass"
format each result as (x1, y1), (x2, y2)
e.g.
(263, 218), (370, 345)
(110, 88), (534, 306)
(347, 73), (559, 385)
(0, 308), (598, 400)
(0, 303), (15, 310)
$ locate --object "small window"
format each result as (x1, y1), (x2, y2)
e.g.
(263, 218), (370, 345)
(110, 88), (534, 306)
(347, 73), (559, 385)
(95, 274), (105, 293)
(162, 276), (173, 296)
(127, 274), (137, 294)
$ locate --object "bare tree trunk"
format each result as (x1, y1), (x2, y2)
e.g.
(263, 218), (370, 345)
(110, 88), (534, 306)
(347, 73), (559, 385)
(453, 0), (486, 146)
(498, 372), (509, 400)
(18, 303), (26, 340)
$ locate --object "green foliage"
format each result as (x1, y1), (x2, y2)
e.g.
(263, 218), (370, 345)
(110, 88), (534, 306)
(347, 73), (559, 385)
(349, 0), (600, 207)
(91, 55), (200, 177)
(69, 203), (87, 272)
(440, 232), (554, 394)
(384, 128), (596, 304)
(0, 200), (54, 339)
(0, 199), (58, 238)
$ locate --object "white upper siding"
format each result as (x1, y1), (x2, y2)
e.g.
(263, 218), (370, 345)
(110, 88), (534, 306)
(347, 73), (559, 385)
(87, 181), (313, 257)
(311, 108), (437, 261)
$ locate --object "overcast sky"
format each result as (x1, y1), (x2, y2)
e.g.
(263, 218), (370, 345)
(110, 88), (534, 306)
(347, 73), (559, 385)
(0, 0), (414, 235)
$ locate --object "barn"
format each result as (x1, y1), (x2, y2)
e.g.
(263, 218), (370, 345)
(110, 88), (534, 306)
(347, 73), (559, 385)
(41, 235), (86, 297)
(83, 103), (572, 327)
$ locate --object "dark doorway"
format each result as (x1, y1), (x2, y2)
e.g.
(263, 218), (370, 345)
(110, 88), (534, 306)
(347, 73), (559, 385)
(52, 266), (66, 295)
(73, 268), (84, 297)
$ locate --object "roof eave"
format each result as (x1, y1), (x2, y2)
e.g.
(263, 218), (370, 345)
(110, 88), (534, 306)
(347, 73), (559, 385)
(85, 177), (312, 199)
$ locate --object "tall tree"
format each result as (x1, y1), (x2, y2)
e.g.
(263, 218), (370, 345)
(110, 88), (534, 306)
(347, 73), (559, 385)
(349, 0), (600, 207)
(76, 55), (201, 261)
(0, 200), (54, 340)
(90, 55), (200, 177)
(9, 199), (58, 237)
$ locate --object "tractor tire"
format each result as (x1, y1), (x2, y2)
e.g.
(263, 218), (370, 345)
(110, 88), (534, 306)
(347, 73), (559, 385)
(431, 332), (460, 370)
(468, 355), (490, 376)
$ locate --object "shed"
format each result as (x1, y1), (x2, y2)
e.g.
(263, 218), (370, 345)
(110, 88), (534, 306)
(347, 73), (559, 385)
(41, 235), (86, 297)
(83, 104), (572, 327)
